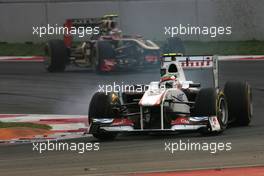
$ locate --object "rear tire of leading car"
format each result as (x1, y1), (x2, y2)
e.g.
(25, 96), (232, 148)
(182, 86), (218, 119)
(194, 88), (228, 135)
(45, 39), (69, 72)
(88, 92), (119, 140)
(224, 81), (252, 126)
(96, 41), (115, 73)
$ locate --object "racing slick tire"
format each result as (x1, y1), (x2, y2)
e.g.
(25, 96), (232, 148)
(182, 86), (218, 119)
(96, 41), (116, 73)
(88, 92), (120, 140)
(45, 39), (69, 72)
(224, 81), (252, 126)
(194, 88), (228, 135)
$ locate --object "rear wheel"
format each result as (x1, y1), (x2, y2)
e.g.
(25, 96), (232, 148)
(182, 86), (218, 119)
(194, 88), (228, 135)
(224, 81), (252, 126)
(88, 92), (120, 140)
(45, 39), (69, 72)
(96, 41), (115, 73)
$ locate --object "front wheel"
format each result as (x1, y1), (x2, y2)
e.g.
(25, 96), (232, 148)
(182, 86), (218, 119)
(194, 88), (228, 135)
(88, 92), (120, 140)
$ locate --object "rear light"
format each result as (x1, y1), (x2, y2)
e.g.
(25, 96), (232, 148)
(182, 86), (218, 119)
(111, 118), (134, 126)
(103, 59), (116, 66)
(145, 55), (158, 62)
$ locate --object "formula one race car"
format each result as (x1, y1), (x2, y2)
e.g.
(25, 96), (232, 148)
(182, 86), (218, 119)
(88, 53), (253, 140)
(44, 14), (160, 73)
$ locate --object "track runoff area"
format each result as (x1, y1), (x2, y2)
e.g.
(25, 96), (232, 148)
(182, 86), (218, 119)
(0, 56), (264, 176)
(132, 166), (264, 176)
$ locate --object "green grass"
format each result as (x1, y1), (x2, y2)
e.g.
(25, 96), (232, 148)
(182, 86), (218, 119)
(0, 43), (45, 56)
(0, 121), (52, 130)
(183, 40), (264, 55)
(0, 40), (264, 56)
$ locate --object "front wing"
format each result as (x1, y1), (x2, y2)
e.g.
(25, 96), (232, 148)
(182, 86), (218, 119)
(89, 116), (221, 133)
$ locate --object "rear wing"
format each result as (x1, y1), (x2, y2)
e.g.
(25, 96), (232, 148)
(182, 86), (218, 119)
(177, 56), (219, 89)
(161, 54), (219, 89)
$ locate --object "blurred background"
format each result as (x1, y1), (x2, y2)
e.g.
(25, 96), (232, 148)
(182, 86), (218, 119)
(0, 0), (263, 55)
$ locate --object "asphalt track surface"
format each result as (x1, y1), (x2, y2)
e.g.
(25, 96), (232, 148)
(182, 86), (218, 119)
(0, 61), (264, 176)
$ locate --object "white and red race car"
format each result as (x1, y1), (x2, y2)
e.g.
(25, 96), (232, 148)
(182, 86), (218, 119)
(88, 53), (253, 140)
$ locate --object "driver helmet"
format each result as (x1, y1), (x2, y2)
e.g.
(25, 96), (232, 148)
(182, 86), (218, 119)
(160, 73), (182, 88)
(110, 28), (122, 40)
